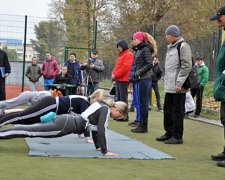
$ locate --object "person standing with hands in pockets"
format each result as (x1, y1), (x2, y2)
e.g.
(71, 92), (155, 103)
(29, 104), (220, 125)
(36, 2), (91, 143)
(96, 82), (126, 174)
(26, 57), (42, 91)
(0, 48), (11, 100)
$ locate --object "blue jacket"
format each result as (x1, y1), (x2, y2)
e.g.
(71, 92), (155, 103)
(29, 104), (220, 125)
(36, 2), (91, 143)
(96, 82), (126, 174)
(64, 61), (82, 85)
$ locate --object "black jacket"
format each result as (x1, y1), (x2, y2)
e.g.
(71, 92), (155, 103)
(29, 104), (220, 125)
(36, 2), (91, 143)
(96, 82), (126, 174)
(53, 73), (73, 85)
(0, 49), (11, 75)
(151, 63), (163, 83)
(130, 42), (153, 81)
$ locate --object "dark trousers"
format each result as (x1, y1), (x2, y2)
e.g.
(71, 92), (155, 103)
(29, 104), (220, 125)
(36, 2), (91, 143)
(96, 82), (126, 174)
(191, 86), (204, 116)
(87, 83), (99, 95)
(115, 81), (129, 103)
(0, 78), (6, 100)
(0, 96), (57, 127)
(136, 78), (151, 123)
(0, 114), (86, 139)
(163, 93), (186, 139)
(150, 82), (162, 109)
(220, 102), (225, 139)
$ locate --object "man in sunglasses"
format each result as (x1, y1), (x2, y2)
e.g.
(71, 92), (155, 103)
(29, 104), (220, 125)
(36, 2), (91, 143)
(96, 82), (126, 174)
(210, 6), (225, 168)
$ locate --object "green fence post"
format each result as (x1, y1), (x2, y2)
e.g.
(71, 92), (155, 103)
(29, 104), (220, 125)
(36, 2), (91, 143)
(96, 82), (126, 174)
(22, 15), (27, 92)
(152, 23), (156, 39)
(64, 47), (68, 62)
(217, 28), (222, 55)
(93, 20), (97, 50)
(149, 24), (156, 107)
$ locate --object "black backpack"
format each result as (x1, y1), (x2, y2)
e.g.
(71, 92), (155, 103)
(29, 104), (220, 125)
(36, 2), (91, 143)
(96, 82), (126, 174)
(177, 41), (198, 89)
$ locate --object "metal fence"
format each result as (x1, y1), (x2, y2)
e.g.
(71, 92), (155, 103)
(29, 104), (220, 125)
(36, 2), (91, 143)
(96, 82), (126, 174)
(156, 32), (219, 81)
(0, 14), (51, 97)
(0, 14), (221, 99)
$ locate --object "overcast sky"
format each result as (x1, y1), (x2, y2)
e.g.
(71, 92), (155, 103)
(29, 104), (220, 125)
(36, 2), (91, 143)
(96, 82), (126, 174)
(0, 0), (52, 17)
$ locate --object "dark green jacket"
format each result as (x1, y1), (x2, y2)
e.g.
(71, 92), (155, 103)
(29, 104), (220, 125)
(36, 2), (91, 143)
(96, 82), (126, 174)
(26, 64), (42, 82)
(214, 40), (225, 102)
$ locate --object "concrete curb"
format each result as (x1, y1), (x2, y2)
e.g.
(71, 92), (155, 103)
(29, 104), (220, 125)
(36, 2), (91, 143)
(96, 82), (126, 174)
(187, 116), (223, 127)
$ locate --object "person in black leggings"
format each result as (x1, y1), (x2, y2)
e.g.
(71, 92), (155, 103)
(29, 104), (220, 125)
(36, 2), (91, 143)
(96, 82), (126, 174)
(0, 89), (104, 127)
(0, 100), (128, 156)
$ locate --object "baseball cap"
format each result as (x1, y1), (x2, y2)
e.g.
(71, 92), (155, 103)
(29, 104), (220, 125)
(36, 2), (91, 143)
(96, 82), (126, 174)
(91, 50), (98, 54)
(210, 6), (225, 21)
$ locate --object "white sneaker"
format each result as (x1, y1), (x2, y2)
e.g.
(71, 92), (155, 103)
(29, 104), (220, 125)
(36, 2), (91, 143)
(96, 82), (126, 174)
(78, 133), (85, 138)
(86, 137), (93, 143)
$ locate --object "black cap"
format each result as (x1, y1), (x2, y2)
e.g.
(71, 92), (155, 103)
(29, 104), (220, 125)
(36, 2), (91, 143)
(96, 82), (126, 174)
(91, 50), (98, 54)
(210, 6), (225, 20)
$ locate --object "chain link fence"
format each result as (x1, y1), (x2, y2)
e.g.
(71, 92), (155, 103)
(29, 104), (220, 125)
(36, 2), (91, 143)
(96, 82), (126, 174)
(156, 32), (219, 81)
(0, 14), (68, 98)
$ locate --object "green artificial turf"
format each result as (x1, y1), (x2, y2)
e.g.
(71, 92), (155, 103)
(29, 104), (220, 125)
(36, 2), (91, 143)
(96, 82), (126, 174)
(0, 111), (224, 180)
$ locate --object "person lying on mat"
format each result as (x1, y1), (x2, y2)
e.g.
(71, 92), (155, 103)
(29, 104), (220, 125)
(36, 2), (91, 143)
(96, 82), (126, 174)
(0, 89), (63, 111)
(0, 89), (104, 127)
(0, 99), (128, 156)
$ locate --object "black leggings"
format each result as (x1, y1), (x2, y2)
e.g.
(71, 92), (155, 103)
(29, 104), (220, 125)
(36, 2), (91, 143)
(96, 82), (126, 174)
(0, 96), (57, 127)
(0, 114), (87, 139)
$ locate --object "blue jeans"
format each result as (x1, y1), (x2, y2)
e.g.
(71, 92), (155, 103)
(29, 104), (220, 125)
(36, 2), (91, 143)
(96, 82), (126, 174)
(44, 79), (54, 91)
(134, 78), (151, 123)
(87, 83), (99, 95)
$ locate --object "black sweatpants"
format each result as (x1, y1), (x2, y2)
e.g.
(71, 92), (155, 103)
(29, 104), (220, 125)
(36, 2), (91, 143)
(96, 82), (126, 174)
(191, 86), (204, 116)
(0, 114), (86, 139)
(0, 96), (57, 127)
(163, 92), (186, 139)
(220, 102), (225, 139)
(115, 81), (129, 103)
(0, 77), (6, 101)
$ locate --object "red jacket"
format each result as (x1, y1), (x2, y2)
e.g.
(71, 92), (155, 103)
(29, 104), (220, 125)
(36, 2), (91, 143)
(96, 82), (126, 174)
(42, 57), (59, 79)
(112, 49), (133, 82)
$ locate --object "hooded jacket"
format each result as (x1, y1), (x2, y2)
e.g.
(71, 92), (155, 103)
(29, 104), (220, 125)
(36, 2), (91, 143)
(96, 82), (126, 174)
(112, 40), (133, 82)
(42, 57), (59, 79)
(164, 37), (192, 93)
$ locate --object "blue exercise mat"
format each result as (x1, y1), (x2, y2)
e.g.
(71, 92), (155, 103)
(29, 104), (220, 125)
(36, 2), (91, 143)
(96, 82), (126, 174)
(25, 130), (175, 160)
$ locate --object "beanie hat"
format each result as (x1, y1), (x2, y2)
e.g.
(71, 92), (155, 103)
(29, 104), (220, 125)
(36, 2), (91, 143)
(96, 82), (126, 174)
(133, 31), (145, 41)
(117, 40), (128, 51)
(165, 25), (180, 37)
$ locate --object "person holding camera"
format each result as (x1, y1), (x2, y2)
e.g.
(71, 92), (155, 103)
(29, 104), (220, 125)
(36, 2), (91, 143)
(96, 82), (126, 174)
(80, 50), (105, 96)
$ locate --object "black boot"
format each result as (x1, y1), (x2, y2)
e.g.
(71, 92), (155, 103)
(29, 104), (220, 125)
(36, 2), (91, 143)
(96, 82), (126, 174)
(131, 121), (148, 133)
(211, 146), (225, 161)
